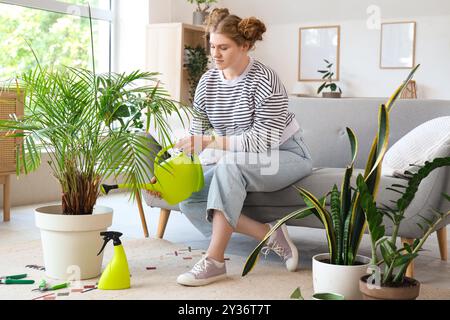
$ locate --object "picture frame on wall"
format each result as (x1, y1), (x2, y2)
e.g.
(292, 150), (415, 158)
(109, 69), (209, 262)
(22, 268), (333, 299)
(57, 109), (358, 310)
(380, 21), (416, 69)
(298, 25), (340, 81)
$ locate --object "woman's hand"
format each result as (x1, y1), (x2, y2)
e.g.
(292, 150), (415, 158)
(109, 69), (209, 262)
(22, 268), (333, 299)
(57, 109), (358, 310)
(146, 176), (162, 199)
(174, 135), (212, 155)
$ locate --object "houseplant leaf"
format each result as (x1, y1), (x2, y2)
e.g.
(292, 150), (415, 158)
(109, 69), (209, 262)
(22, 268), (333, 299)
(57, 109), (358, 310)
(242, 207), (312, 276)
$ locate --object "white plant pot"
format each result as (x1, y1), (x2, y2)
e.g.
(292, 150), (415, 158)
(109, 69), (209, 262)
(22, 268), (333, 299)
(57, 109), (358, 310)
(35, 205), (113, 280)
(312, 253), (370, 300)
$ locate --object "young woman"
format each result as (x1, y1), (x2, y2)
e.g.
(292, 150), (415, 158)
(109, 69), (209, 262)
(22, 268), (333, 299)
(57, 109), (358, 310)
(149, 8), (313, 286)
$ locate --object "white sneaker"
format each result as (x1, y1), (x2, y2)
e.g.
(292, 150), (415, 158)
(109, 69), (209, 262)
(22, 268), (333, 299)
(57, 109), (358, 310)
(177, 256), (227, 286)
(262, 223), (299, 272)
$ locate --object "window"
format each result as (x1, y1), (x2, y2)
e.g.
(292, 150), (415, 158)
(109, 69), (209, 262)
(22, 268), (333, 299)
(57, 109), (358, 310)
(0, 0), (112, 80)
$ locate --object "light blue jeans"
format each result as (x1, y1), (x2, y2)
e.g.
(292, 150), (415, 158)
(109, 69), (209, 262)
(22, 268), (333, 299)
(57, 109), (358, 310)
(179, 132), (313, 238)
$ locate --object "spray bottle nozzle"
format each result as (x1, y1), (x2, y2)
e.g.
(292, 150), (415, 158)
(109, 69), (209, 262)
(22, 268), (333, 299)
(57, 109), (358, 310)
(97, 231), (123, 256)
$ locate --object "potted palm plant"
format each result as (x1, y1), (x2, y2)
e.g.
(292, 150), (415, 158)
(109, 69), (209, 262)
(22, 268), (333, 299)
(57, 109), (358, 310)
(187, 0), (217, 25)
(242, 65), (420, 300)
(0, 12), (189, 280)
(358, 157), (450, 300)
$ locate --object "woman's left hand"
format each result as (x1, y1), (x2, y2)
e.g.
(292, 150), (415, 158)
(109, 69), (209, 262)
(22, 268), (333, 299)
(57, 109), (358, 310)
(174, 135), (211, 155)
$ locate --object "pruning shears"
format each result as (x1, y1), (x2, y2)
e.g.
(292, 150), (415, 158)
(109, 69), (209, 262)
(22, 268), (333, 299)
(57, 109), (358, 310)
(0, 273), (35, 285)
(32, 279), (70, 292)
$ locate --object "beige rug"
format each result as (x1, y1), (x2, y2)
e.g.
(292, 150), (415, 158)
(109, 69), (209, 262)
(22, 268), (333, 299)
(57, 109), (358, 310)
(0, 238), (448, 300)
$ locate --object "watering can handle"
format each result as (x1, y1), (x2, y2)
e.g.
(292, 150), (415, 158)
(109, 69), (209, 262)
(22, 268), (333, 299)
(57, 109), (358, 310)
(154, 144), (175, 165)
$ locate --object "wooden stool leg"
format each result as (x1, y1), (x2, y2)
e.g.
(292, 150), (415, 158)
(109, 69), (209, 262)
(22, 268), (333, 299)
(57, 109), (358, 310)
(401, 237), (415, 278)
(135, 191), (149, 238)
(157, 208), (171, 239)
(3, 175), (10, 222)
(437, 227), (448, 261)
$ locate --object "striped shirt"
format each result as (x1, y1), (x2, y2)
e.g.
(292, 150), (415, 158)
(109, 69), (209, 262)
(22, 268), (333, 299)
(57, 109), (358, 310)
(189, 57), (299, 153)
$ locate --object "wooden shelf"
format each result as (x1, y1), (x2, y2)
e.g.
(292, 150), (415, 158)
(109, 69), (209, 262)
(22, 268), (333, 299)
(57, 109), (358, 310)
(146, 23), (208, 106)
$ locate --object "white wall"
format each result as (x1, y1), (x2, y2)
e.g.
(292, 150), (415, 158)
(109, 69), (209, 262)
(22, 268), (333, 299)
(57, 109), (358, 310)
(170, 0), (450, 99)
(113, 0), (150, 72)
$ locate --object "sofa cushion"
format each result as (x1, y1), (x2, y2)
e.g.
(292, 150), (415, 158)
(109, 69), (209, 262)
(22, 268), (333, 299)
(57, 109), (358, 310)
(244, 167), (406, 207)
(382, 116), (450, 177)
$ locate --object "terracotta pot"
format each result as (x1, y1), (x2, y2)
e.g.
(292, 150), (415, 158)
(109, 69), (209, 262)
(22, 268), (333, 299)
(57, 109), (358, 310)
(322, 91), (342, 98)
(359, 274), (421, 300)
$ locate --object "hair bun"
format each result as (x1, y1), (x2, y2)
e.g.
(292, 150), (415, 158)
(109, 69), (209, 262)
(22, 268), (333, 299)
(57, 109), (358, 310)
(206, 8), (230, 28)
(238, 17), (267, 42)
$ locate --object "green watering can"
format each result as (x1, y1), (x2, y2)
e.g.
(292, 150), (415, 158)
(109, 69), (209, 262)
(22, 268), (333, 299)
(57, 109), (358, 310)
(101, 144), (204, 205)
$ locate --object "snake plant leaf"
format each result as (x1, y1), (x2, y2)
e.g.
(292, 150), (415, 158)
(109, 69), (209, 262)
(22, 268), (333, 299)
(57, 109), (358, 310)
(366, 104), (390, 180)
(342, 212), (351, 265)
(297, 187), (337, 263)
(242, 207), (312, 276)
(340, 128), (357, 224)
(385, 64), (420, 112)
(294, 185), (324, 221)
(330, 185), (342, 264)
(364, 65), (420, 186)
(348, 103), (390, 260)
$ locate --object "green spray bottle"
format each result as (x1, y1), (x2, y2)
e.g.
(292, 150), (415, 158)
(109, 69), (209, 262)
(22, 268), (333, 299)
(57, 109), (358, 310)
(97, 231), (130, 290)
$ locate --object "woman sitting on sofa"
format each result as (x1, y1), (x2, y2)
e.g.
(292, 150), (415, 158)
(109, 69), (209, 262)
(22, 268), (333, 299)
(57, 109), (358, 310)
(148, 8), (313, 286)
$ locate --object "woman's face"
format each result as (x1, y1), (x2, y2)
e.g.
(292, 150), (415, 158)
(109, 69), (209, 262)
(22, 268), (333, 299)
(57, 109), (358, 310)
(209, 32), (249, 70)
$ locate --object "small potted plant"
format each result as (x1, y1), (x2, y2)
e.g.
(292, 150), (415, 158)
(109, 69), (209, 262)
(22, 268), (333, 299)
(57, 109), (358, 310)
(187, 0), (217, 25)
(242, 65), (420, 300)
(358, 157), (450, 300)
(317, 59), (342, 98)
(184, 45), (209, 104)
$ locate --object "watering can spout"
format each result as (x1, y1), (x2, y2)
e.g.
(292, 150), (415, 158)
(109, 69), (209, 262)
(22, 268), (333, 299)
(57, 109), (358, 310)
(101, 184), (118, 195)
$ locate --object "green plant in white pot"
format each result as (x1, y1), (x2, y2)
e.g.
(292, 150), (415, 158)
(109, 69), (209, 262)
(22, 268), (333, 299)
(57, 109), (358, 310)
(358, 157), (450, 300)
(242, 65), (420, 300)
(0, 17), (188, 281)
(187, 0), (217, 25)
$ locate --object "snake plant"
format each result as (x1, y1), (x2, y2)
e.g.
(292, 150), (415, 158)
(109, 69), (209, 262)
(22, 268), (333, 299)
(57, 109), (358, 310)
(359, 157), (450, 285)
(242, 65), (420, 275)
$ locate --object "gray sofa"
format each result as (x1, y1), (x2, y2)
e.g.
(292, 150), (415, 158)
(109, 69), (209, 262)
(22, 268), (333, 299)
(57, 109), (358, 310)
(139, 97), (450, 267)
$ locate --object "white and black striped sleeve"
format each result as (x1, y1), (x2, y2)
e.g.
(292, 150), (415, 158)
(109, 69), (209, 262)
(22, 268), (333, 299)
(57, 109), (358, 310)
(188, 74), (212, 135)
(229, 92), (288, 152)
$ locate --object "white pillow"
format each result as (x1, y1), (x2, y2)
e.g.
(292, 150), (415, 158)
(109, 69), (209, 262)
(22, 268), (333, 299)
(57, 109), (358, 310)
(382, 116), (450, 177)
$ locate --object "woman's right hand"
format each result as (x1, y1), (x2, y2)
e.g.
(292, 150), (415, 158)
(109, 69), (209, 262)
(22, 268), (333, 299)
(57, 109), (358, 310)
(146, 176), (162, 199)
